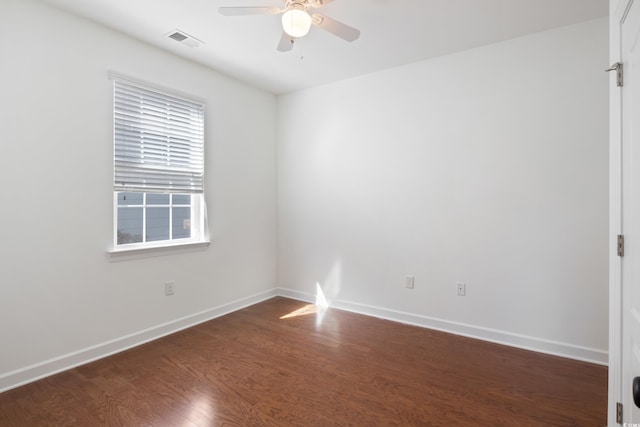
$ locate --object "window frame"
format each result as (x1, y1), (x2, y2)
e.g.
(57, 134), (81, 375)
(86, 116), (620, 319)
(113, 192), (206, 250)
(108, 74), (209, 260)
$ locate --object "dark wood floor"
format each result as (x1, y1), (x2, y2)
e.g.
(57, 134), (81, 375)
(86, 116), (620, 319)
(0, 297), (607, 426)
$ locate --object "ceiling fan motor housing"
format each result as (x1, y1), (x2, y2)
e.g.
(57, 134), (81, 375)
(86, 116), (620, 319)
(285, 0), (311, 12)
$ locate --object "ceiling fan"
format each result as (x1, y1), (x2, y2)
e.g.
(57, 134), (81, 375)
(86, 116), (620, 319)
(219, 0), (360, 52)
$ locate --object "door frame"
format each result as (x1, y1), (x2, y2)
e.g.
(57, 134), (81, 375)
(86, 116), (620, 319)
(610, 0), (629, 425)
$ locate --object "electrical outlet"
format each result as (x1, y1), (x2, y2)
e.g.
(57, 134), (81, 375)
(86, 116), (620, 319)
(456, 282), (466, 296)
(165, 281), (175, 296)
(405, 275), (415, 289)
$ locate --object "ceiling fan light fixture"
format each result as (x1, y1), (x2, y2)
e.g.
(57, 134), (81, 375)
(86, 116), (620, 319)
(282, 8), (312, 37)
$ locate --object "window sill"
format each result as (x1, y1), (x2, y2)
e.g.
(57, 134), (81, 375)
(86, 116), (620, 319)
(107, 240), (211, 262)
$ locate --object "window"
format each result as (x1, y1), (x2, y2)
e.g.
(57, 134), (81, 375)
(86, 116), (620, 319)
(116, 192), (197, 244)
(112, 76), (207, 252)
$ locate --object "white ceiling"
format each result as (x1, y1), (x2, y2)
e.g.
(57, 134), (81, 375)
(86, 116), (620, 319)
(38, 0), (608, 94)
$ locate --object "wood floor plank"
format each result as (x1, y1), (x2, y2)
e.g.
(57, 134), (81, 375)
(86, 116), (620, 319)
(0, 297), (607, 426)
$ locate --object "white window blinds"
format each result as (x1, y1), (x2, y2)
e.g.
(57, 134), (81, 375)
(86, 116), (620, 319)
(113, 78), (205, 194)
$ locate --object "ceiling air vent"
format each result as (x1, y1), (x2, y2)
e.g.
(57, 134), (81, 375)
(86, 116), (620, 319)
(166, 29), (204, 48)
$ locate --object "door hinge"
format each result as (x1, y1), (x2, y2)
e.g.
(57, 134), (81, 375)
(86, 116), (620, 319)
(606, 62), (624, 87)
(617, 401), (623, 424)
(618, 234), (625, 257)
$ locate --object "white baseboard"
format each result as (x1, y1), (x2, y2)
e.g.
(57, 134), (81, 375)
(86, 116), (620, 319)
(0, 286), (607, 393)
(0, 288), (277, 393)
(277, 287), (608, 366)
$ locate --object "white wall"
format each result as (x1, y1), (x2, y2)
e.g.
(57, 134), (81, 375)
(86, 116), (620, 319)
(277, 18), (609, 363)
(0, 0), (277, 390)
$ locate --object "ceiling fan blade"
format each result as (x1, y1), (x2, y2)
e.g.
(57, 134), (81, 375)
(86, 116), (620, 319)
(277, 32), (295, 52)
(311, 14), (360, 42)
(219, 6), (283, 16)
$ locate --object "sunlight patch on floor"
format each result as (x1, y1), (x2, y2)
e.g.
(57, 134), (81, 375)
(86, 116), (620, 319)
(279, 303), (320, 319)
(280, 283), (329, 320)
